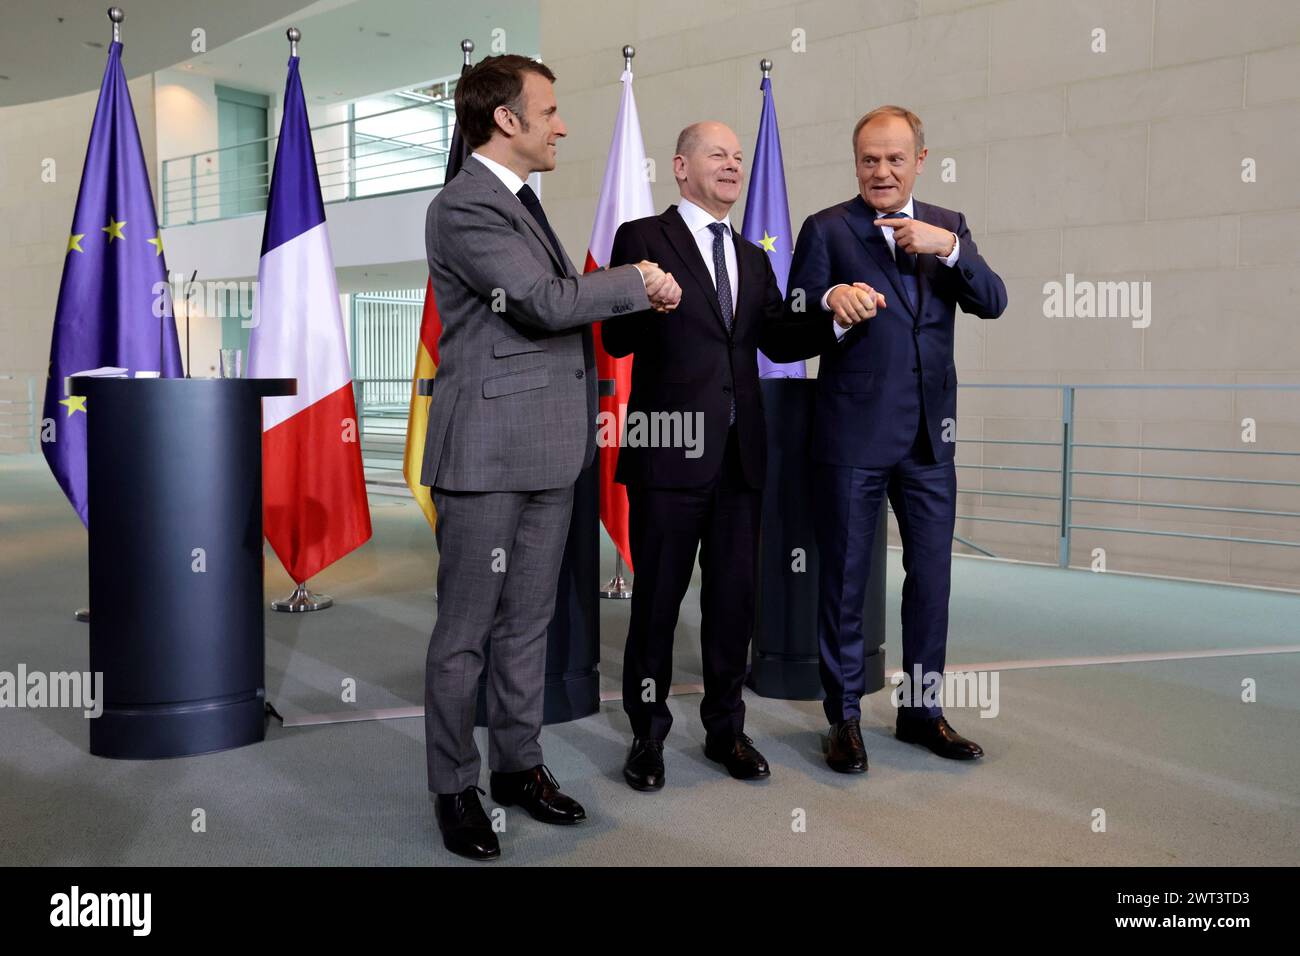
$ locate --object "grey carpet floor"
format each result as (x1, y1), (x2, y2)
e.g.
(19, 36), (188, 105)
(2, 455), (1297, 866)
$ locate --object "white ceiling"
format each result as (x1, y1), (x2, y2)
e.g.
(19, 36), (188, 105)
(160, 0), (538, 105)
(1, 0), (540, 108)
(0, 0), (309, 106)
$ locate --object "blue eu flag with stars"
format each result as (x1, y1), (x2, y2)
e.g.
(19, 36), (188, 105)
(42, 40), (183, 526)
(742, 75), (805, 378)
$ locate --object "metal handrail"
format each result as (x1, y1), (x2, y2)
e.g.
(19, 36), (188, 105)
(0, 375), (40, 453)
(163, 98), (456, 165)
(952, 383), (1300, 567)
(1074, 441), (1300, 456)
(161, 88), (459, 226)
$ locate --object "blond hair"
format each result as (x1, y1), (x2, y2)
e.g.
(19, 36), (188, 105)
(852, 106), (925, 156)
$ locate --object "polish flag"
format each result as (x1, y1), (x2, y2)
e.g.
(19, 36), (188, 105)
(247, 53), (371, 584)
(586, 68), (654, 573)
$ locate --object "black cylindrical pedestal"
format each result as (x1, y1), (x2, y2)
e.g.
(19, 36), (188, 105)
(749, 378), (887, 700)
(74, 376), (295, 758)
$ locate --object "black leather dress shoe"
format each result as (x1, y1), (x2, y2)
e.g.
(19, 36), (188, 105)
(704, 732), (771, 780)
(623, 738), (665, 791)
(896, 714), (985, 760)
(435, 786), (500, 861)
(824, 718), (868, 774)
(489, 764), (587, 824)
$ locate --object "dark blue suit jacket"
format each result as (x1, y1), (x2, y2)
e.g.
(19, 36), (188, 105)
(772, 195), (1007, 468)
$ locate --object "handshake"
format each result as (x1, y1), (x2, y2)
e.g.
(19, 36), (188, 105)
(635, 260), (683, 313)
(828, 282), (888, 329)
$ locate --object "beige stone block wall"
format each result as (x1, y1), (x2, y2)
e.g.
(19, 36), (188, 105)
(540, 0), (1300, 590)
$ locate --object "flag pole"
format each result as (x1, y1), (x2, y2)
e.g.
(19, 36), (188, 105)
(77, 6), (128, 625)
(598, 42), (638, 602)
(268, 25), (334, 615)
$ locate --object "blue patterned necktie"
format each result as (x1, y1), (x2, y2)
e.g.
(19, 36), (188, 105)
(706, 221), (736, 425)
(882, 211), (918, 311)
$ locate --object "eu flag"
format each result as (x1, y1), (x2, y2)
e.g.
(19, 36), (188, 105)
(42, 41), (183, 526)
(742, 75), (805, 378)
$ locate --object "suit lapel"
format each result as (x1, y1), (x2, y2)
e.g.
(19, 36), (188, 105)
(660, 207), (728, 334)
(464, 159), (572, 277)
(844, 195), (916, 320)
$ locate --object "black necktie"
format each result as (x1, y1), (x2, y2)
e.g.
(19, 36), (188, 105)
(517, 183), (593, 411)
(882, 211), (918, 310)
(707, 222), (736, 425)
(516, 184), (565, 270)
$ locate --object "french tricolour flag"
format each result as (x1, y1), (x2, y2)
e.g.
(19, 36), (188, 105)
(248, 54), (371, 584)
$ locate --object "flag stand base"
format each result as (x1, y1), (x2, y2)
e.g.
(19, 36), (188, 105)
(599, 557), (633, 600)
(271, 582), (334, 613)
(75, 608), (90, 623)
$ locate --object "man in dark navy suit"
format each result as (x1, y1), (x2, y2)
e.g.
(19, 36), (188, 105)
(782, 105), (1008, 773)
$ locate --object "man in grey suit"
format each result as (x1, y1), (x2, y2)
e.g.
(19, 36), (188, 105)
(420, 54), (681, 861)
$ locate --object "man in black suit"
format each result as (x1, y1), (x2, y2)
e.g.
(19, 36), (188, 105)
(604, 121), (806, 791)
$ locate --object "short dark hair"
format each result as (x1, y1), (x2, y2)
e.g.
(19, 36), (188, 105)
(454, 54), (557, 149)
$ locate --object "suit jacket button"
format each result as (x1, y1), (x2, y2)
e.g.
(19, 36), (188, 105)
(575, 369), (584, 379)
(723, 385), (732, 393)
(963, 269), (974, 279)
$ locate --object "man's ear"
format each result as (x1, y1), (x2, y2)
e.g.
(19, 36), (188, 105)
(492, 105), (516, 138)
(672, 154), (687, 183)
(914, 146), (928, 175)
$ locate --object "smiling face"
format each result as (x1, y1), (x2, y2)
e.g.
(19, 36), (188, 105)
(499, 70), (567, 175)
(854, 114), (926, 214)
(673, 122), (744, 219)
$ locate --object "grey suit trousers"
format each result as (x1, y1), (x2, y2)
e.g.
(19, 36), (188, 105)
(424, 484), (574, 793)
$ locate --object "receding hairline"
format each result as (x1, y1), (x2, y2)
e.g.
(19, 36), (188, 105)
(852, 106), (925, 156)
(674, 121), (739, 158)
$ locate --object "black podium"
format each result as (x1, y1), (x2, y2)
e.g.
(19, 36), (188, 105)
(74, 376), (295, 759)
(416, 379), (600, 726)
(749, 379), (887, 700)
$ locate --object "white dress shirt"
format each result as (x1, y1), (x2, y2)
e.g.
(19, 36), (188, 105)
(470, 151), (527, 197)
(825, 195), (960, 339)
(676, 197), (739, 308)
(471, 151), (650, 290)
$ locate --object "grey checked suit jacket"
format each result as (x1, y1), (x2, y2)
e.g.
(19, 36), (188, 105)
(420, 156), (649, 492)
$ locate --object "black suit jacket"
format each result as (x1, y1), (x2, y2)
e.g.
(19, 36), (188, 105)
(602, 206), (810, 489)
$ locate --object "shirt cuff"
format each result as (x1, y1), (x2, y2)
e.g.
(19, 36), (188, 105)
(832, 319), (849, 340)
(938, 235), (960, 267)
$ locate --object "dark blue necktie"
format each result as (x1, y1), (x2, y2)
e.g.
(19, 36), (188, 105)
(882, 211), (918, 311)
(516, 184), (565, 270)
(707, 222), (736, 425)
(518, 184), (594, 386)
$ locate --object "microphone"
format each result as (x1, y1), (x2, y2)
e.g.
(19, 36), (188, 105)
(183, 270), (198, 379)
